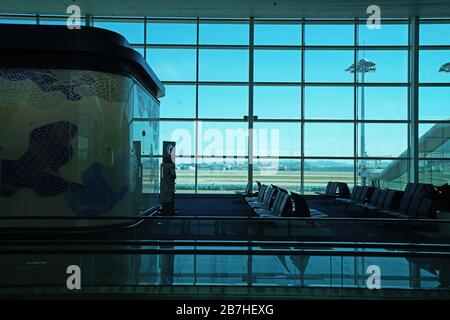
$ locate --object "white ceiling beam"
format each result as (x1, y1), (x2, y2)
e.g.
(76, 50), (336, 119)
(0, 0), (449, 18)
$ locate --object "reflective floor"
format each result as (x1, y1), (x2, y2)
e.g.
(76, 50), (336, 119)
(1, 214), (450, 299)
(1, 244), (449, 298)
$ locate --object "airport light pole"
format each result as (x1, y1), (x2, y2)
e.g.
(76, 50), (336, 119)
(439, 62), (450, 73)
(346, 59), (376, 186)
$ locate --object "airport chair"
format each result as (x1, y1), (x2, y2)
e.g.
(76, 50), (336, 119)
(290, 192), (312, 217)
(336, 185), (361, 208)
(246, 184), (267, 203)
(382, 190), (402, 210)
(375, 189), (389, 208)
(360, 188), (380, 212)
(407, 194), (424, 218)
(250, 186), (276, 209)
(254, 190), (292, 217)
(383, 193), (414, 218)
(358, 186), (374, 204)
(407, 183), (418, 194)
(417, 198), (434, 219)
(404, 183), (414, 194)
(235, 181), (253, 196)
(315, 181), (337, 200)
(340, 183), (351, 198)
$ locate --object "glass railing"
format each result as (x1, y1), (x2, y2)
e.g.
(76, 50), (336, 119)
(1, 216), (449, 298)
(1, 216), (449, 244)
(0, 240), (449, 299)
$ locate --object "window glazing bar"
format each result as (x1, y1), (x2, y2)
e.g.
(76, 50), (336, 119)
(409, 17), (420, 183)
(248, 17), (255, 185)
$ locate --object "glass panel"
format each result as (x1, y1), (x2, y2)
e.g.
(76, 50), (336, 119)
(134, 77), (153, 120)
(254, 50), (301, 82)
(160, 85), (196, 118)
(197, 158), (248, 193)
(304, 123), (354, 157)
(304, 160), (354, 195)
(133, 121), (158, 156)
(254, 23), (301, 45)
(356, 50), (408, 83)
(254, 86), (301, 119)
(253, 122), (301, 157)
(198, 122), (248, 157)
(93, 20), (144, 43)
(420, 23), (450, 45)
(305, 50), (354, 82)
(40, 18), (71, 25)
(3, 252), (450, 292)
(147, 21), (196, 44)
(359, 123), (408, 158)
(304, 86), (353, 119)
(360, 159), (409, 190)
(363, 257), (412, 288)
(142, 157), (161, 194)
(253, 159), (301, 192)
(174, 157), (196, 193)
(358, 87), (408, 120)
(305, 24), (354, 45)
(199, 22), (249, 45)
(199, 49), (249, 82)
(147, 48), (196, 81)
(419, 123), (450, 158)
(358, 24), (409, 46)
(198, 86), (248, 119)
(160, 121), (195, 156)
(146, 157), (195, 193)
(419, 87), (450, 120)
(419, 159), (450, 185)
(0, 16), (35, 24)
(419, 50), (450, 83)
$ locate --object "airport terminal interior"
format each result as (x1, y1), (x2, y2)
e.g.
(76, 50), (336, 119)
(0, 0), (450, 299)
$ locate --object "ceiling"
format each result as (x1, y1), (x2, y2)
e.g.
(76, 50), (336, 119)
(0, 0), (449, 18)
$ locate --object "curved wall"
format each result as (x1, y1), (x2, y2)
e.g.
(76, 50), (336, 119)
(0, 68), (160, 228)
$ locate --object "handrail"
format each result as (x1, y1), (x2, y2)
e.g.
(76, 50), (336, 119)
(0, 207), (162, 233)
(0, 246), (448, 257)
(1, 239), (450, 250)
(0, 215), (449, 223)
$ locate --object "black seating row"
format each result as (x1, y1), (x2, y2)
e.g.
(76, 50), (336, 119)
(336, 185), (375, 208)
(235, 181), (261, 197)
(245, 182), (328, 218)
(316, 181), (351, 200)
(380, 193), (434, 219)
(404, 182), (434, 196)
(336, 183), (435, 219)
(361, 188), (403, 213)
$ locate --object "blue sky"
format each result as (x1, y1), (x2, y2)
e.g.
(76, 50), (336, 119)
(2, 18), (448, 159)
(144, 22), (449, 159)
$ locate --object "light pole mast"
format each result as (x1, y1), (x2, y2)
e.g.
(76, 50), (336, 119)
(361, 69), (365, 186)
(346, 59), (376, 186)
